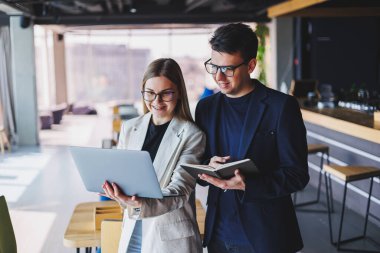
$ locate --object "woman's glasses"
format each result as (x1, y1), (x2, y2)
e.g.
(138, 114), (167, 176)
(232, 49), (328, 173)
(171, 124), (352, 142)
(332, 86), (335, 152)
(141, 90), (176, 102)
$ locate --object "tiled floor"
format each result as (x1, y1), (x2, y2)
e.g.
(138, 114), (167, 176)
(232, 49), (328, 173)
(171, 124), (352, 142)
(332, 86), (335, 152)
(1, 113), (379, 253)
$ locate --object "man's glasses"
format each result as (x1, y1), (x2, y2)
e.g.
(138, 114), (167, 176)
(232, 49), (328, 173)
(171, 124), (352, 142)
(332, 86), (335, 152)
(204, 58), (246, 77)
(141, 90), (176, 102)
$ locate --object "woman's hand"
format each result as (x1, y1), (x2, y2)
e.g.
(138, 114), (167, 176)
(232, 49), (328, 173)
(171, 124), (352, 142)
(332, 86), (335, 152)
(98, 181), (142, 208)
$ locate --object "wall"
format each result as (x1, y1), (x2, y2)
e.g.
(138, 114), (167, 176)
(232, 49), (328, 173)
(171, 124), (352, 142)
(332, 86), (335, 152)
(296, 17), (380, 94)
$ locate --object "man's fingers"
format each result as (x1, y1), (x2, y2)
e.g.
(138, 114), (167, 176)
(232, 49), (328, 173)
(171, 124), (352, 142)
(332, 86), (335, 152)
(211, 156), (230, 164)
(234, 169), (245, 181)
(199, 174), (227, 189)
(199, 171), (245, 191)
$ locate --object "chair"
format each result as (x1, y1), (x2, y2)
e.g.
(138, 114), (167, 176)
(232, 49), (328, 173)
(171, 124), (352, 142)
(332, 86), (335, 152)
(324, 165), (380, 252)
(0, 195), (17, 253)
(293, 144), (333, 212)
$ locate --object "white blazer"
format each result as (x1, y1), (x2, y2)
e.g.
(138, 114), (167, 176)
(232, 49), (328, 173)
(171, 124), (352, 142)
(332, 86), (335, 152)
(117, 112), (205, 253)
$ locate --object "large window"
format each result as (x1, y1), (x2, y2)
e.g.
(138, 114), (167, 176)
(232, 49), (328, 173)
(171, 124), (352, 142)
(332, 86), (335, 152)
(64, 27), (218, 105)
(35, 24), (261, 110)
(34, 26), (56, 110)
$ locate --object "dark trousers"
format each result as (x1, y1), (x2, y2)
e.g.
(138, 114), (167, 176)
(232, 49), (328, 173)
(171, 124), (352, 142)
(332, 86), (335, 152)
(208, 238), (255, 253)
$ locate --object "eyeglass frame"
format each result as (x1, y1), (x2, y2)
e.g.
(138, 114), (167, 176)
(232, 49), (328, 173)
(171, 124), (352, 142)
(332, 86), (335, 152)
(141, 90), (176, 102)
(204, 58), (247, 77)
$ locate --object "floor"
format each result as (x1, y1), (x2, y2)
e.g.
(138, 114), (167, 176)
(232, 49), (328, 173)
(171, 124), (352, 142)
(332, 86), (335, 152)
(1, 113), (379, 253)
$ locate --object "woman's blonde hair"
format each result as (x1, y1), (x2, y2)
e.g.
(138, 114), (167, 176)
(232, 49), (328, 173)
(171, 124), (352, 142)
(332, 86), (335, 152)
(141, 58), (194, 123)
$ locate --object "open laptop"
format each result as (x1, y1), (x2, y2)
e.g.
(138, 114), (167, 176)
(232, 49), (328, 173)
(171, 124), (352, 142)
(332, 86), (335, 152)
(70, 147), (167, 199)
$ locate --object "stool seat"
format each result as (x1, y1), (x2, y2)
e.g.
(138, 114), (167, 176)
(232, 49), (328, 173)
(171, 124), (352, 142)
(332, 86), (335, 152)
(324, 165), (380, 182)
(308, 144), (329, 154)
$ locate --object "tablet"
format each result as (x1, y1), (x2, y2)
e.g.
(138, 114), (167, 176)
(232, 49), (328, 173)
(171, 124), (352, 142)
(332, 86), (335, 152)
(69, 147), (164, 199)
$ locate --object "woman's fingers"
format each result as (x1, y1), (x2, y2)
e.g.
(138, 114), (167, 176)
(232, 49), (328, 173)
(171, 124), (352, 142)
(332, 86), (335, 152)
(101, 181), (142, 207)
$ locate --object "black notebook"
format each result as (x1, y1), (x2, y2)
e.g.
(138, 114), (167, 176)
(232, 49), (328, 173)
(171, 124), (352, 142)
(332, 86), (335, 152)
(181, 159), (259, 179)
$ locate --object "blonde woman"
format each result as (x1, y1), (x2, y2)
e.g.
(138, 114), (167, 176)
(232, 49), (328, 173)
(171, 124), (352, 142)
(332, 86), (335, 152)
(100, 58), (205, 253)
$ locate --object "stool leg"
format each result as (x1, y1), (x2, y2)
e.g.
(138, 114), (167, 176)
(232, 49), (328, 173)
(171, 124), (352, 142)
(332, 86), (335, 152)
(325, 172), (334, 245)
(326, 151), (335, 213)
(337, 182), (348, 250)
(316, 152), (324, 202)
(363, 178), (374, 237)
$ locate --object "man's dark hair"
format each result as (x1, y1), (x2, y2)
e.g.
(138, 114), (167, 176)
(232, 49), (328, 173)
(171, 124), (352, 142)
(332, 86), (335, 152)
(209, 23), (258, 62)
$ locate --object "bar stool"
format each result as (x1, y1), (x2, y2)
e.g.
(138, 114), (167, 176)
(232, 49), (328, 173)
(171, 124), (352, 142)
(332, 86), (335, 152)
(324, 164), (380, 252)
(293, 144), (333, 212)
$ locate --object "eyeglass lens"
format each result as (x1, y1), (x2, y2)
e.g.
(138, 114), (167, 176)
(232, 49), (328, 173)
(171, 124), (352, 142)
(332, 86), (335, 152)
(142, 91), (175, 102)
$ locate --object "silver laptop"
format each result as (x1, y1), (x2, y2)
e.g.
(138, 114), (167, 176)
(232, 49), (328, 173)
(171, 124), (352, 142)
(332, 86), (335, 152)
(70, 146), (165, 199)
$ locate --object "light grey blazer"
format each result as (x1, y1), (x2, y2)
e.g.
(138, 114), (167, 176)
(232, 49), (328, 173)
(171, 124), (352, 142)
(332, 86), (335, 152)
(117, 112), (205, 253)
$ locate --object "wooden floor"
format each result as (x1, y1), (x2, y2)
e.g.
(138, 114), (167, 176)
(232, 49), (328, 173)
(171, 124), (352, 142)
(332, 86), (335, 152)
(1, 113), (379, 253)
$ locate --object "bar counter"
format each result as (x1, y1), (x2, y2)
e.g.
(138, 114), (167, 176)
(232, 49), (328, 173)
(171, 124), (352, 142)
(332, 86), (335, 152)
(301, 107), (380, 144)
(300, 105), (380, 227)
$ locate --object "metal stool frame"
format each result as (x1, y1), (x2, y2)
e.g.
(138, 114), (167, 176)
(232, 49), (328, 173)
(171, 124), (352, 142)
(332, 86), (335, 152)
(325, 173), (380, 252)
(294, 147), (334, 212)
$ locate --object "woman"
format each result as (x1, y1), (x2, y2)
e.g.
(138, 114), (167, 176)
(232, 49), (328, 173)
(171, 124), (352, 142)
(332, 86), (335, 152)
(100, 58), (205, 253)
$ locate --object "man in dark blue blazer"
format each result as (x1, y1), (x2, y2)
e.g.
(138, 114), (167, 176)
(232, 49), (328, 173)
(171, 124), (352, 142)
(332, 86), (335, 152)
(195, 23), (309, 253)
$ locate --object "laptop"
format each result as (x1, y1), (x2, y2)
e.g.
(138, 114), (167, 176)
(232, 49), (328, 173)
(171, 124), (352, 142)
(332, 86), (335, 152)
(70, 147), (166, 199)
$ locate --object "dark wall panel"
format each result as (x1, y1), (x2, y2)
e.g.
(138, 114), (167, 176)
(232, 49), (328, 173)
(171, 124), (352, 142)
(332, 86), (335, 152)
(0, 15), (9, 26)
(295, 17), (380, 94)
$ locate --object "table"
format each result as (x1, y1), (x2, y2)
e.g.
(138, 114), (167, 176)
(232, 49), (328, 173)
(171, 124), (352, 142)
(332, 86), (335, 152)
(63, 201), (119, 253)
(64, 200), (206, 252)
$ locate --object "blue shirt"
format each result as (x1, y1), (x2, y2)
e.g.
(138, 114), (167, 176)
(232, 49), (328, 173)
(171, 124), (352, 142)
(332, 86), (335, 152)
(213, 91), (254, 244)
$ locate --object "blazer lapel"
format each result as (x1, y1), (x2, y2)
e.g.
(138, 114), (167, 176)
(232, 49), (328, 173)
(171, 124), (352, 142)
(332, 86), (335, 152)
(238, 82), (268, 159)
(127, 113), (151, 150)
(153, 117), (183, 185)
(208, 93), (222, 156)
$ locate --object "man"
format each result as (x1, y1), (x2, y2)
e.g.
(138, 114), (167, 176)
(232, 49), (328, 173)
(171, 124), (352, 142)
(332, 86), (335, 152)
(195, 23), (309, 253)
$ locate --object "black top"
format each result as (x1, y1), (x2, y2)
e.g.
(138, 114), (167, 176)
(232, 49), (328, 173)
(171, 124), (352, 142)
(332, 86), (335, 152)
(141, 118), (171, 162)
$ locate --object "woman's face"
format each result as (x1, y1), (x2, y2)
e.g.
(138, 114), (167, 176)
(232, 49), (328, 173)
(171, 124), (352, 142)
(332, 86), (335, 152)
(143, 76), (178, 125)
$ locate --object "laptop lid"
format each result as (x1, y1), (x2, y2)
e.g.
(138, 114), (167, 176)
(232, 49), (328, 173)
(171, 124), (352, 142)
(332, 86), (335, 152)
(69, 147), (164, 199)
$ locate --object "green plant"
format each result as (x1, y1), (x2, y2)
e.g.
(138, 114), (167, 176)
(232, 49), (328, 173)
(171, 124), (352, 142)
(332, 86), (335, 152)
(256, 23), (269, 84)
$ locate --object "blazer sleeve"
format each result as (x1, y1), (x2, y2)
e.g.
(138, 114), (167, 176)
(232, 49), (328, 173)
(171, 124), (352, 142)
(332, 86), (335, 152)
(194, 100), (211, 187)
(238, 97), (309, 202)
(131, 128), (206, 219)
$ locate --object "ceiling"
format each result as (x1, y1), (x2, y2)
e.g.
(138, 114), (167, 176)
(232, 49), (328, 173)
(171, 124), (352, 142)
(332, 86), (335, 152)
(0, 0), (286, 25)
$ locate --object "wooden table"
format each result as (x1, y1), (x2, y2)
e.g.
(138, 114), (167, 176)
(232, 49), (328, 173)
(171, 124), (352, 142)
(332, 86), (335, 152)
(63, 201), (119, 253)
(64, 200), (206, 252)
(195, 199), (205, 240)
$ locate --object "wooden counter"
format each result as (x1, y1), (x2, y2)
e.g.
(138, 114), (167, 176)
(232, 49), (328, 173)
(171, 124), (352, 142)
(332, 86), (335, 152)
(301, 108), (380, 144)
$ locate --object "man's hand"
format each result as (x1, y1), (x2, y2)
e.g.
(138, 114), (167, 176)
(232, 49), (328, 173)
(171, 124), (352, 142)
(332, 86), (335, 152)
(209, 155), (230, 168)
(98, 181), (142, 208)
(199, 155), (246, 191)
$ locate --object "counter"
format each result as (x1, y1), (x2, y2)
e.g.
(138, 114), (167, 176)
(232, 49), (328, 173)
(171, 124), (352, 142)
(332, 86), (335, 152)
(301, 107), (380, 144)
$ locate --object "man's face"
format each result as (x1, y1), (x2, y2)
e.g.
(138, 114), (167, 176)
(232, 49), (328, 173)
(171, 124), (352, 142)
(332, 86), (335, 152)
(210, 50), (256, 98)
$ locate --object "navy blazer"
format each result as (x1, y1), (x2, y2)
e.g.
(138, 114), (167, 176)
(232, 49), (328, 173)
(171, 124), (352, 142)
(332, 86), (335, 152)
(195, 81), (309, 253)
